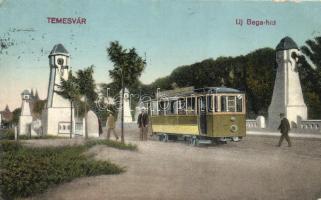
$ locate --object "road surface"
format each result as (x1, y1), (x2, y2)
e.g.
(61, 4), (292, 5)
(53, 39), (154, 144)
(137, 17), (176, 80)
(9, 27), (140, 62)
(23, 131), (321, 200)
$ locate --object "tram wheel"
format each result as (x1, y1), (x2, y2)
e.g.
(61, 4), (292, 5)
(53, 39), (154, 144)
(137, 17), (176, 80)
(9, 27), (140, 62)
(190, 136), (199, 146)
(160, 134), (168, 142)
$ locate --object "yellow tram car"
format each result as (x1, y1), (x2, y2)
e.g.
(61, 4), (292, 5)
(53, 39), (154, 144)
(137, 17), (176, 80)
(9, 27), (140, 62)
(150, 87), (246, 144)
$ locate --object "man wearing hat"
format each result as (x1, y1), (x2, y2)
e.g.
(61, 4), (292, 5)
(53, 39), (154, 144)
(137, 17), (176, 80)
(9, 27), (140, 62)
(277, 113), (291, 147)
(106, 113), (119, 140)
(137, 107), (149, 141)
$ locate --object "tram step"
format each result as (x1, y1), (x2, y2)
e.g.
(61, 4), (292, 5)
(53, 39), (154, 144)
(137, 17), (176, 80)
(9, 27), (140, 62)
(197, 139), (212, 144)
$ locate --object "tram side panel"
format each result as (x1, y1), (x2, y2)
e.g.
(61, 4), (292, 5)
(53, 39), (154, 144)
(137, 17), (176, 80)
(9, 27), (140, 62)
(210, 114), (246, 137)
(151, 114), (246, 138)
(151, 115), (198, 135)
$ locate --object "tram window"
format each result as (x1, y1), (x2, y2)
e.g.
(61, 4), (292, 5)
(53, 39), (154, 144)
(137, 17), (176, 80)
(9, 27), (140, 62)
(199, 97), (206, 112)
(178, 99), (186, 115)
(214, 96), (218, 112)
(207, 96), (214, 112)
(186, 97), (196, 114)
(221, 96), (227, 112)
(236, 96), (243, 112)
(170, 101), (178, 115)
(158, 101), (165, 115)
(152, 101), (158, 116)
(227, 96), (236, 112)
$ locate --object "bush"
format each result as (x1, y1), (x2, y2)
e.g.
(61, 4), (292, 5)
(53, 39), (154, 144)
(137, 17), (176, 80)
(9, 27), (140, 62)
(85, 139), (138, 151)
(0, 141), (21, 152)
(0, 144), (124, 199)
(0, 129), (15, 140)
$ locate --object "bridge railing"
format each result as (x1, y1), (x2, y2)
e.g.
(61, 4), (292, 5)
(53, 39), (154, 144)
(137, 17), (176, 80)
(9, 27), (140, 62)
(300, 120), (321, 131)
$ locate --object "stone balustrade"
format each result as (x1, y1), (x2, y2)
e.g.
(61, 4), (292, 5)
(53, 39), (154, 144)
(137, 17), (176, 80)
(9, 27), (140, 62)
(246, 120), (257, 128)
(246, 117), (321, 134)
(246, 116), (266, 129)
(300, 120), (321, 131)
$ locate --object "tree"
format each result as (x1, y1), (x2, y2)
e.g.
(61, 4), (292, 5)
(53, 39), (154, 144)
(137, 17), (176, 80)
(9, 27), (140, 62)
(245, 48), (275, 117)
(11, 108), (21, 126)
(300, 36), (321, 118)
(57, 71), (80, 139)
(75, 66), (98, 139)
(107, 41), (146, 143)
(32, 100), (47, 119)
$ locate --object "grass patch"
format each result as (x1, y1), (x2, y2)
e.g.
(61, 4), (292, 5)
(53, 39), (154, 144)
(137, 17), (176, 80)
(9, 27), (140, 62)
(0, 129), (63, 140)
(85, 139), (138, 151)
(18, 135), (63, 140)
(0, 140), (124, 199)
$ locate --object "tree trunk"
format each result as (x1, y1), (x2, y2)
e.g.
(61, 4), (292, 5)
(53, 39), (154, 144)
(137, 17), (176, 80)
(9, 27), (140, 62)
(85, 96), (88, 139)
(70, 101), (73, 139)
(121, 81), (125, 143)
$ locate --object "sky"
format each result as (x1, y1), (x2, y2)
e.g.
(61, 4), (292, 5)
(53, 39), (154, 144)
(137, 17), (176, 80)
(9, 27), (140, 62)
(0, 0), (321, 109)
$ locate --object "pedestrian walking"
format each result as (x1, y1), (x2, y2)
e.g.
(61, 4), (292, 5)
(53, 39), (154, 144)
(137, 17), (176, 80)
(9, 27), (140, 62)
(106, 113), (119, 140)
(277, 113), (291, 147)
(137, 107), (149, 141)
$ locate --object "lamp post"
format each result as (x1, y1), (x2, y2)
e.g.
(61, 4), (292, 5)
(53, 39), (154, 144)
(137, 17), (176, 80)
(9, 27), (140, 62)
(81, 95), (88, 139)
(156, 88), (160, 115)
(119, 68), (125, 143)
(106, 88), (110, 100)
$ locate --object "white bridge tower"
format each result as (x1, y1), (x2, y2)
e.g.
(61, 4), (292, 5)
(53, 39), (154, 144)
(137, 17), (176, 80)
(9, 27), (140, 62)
(42, 44), (74, 136)
(268, 37), (307, 128)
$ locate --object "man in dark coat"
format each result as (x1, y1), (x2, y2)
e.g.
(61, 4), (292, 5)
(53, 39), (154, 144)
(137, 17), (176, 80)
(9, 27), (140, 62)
(137, 108), (149, 141)
(277, 113), (291, 147)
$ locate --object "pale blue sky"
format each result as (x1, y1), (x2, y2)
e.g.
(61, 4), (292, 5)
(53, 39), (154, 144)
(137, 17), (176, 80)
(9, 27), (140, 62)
(0, 0), (321, 109)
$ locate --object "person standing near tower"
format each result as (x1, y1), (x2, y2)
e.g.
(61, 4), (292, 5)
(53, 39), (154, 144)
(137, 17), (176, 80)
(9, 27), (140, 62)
(277, 113), (291, 147)
(137, 107), (149, 141)
(106, 113), (119, 140)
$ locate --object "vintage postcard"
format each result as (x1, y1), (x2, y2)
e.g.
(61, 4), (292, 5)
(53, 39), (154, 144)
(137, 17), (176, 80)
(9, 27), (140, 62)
(0, 0), (321, 200)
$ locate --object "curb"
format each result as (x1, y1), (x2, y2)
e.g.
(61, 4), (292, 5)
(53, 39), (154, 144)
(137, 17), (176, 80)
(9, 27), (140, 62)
(247, 131), (321, 139)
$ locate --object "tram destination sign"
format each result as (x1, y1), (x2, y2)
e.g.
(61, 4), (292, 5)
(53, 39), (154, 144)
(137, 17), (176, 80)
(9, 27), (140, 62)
(158, 86), (195, 97)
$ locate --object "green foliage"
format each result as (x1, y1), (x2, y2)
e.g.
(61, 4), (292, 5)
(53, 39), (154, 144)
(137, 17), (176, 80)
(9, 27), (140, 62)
(0, 142), (124, 199)
(18, 135), (61, 140)
(299, 36), (321, 118)
(11, 108), (21, 126)
(32, 100), (47, 118)
(0, 140), (21, 152)
(303, 91), (321, 119)
(74, 100), (87, 118)
(107, 41), (146, 91)
(56, 71), (80, 103)
(75, 65), (98, 105)
(0, 129), (15, 140)
(301, 36), (321, 70)
(85, 139), (138, 151)
(245, 48), (276, 117)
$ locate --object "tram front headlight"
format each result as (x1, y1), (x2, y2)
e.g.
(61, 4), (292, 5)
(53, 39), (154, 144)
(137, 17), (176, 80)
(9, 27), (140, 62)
(230, 125), (238, 133)
(230, 116), (236, 122)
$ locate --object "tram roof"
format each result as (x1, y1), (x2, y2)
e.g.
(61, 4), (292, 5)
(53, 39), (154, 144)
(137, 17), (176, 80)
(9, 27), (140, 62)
(194, 87), (243, 94)
(157, 86), (243, 99)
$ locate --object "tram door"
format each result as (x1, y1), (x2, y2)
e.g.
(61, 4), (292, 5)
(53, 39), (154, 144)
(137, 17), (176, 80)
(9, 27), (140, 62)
(198, 96), (207, 135)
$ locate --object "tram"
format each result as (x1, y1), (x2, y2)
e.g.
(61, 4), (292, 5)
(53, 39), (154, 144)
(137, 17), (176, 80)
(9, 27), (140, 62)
(150, 86), (246, 144)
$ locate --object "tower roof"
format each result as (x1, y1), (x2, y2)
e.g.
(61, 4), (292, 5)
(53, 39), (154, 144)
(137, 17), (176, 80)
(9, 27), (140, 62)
(276, 37), (299, 51)
(49, 44), (69, 56)
(21, 89), (30, 96)
(34, 90), (40, 100)
(4, 105), (10, 112)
